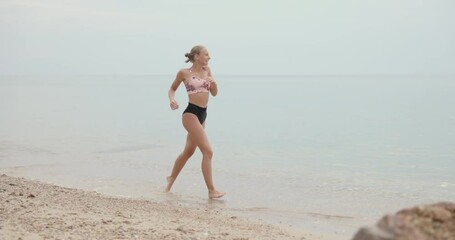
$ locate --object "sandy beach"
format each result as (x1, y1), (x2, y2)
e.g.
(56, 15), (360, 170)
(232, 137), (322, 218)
(0, 174), (343, 240)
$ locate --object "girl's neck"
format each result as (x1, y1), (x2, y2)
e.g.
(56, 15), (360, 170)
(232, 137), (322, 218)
(190, 64), (205, 72)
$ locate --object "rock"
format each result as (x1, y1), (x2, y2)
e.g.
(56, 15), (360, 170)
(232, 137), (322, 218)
(102, 219), (113, 224)
(176, 226), (186, 233)
(353, 226), (396, 240)
(353, 202), (455, 240)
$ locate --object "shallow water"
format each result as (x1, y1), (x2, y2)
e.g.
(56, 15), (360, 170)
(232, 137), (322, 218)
(1, 75), (454, 236)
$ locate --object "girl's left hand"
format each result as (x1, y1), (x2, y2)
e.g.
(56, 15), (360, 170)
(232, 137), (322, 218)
(208, 77), (217, 87)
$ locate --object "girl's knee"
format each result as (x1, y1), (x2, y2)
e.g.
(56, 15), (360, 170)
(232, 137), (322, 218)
(202, 149), (213, 159)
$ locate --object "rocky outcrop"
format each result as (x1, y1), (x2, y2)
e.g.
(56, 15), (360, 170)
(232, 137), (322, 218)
(353, 202), (455, 240)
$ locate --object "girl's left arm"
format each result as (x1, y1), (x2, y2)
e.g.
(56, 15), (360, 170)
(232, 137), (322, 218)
(207, 67), (218, 96)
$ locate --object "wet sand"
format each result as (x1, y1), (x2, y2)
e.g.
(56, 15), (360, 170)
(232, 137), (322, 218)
(0, 174), (343, 240)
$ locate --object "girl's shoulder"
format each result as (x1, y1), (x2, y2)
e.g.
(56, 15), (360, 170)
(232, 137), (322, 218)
(177, 68), (189, 74)
(203, 66), (212, 76)
(177, 68), (191, 78)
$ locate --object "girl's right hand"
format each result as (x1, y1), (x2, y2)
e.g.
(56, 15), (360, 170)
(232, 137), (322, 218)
(170, 99), (179, 110)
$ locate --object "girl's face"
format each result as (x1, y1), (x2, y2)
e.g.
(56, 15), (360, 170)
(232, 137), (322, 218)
(196, 48), (211, 66)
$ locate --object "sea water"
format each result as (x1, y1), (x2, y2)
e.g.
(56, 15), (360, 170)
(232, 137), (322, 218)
(1, 75), (454, 236)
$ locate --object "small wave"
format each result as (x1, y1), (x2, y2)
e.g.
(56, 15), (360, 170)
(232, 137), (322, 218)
(93, 144), (159, 153)
(232, 206), (354, 220)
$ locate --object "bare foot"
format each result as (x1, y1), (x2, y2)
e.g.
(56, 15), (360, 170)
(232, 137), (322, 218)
(208, 190), (225, 199)
(165, 176), (175, 192)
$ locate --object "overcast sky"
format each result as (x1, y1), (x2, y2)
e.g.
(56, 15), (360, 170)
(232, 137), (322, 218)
(1, 0), (454, 75)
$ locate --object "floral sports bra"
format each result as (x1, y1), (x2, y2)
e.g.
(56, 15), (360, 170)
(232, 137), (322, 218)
(184, 69), (210, 95)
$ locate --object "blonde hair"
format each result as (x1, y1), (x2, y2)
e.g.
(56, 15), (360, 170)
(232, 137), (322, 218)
(184, 45), (205, 63)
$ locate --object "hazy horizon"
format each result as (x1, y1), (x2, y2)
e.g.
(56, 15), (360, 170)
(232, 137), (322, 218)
(1, 0), (454, 76)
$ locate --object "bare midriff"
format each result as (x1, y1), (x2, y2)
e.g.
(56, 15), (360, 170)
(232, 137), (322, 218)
(188, 92), (209, 108)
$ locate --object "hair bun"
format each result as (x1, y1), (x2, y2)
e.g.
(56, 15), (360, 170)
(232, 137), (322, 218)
(185, 53), (190, 58)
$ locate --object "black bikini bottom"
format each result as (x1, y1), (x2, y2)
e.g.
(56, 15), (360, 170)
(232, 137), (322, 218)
(183, 102), (207, 124)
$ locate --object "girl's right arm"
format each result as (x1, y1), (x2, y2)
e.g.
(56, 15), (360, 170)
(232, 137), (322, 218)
(168, 70), (184, 110)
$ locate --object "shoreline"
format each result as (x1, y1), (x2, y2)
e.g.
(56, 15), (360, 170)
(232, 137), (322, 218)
(0, 174), (343, 240)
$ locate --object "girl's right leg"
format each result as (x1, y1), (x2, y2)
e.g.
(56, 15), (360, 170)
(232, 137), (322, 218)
(165, 134), (197, 192)
(182, 113), (225, 199)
